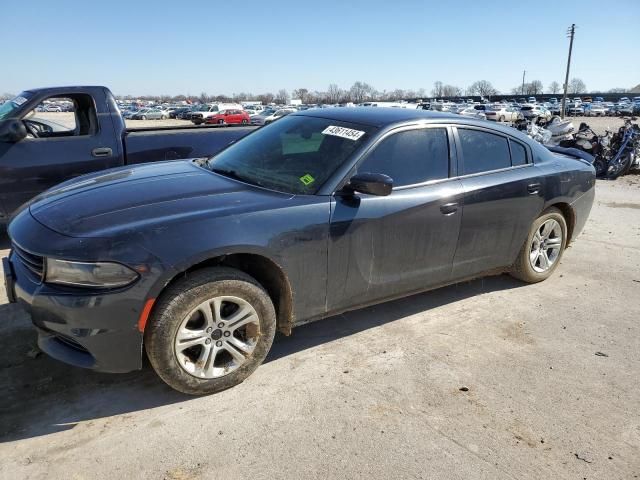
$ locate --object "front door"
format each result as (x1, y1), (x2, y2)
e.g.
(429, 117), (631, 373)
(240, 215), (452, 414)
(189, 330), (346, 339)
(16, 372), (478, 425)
(327, 126), (463, 312)
(0, 95), (120, 218)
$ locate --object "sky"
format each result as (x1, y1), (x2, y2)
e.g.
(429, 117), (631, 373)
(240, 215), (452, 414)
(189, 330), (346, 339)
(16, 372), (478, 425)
(1, 0), (639, 97)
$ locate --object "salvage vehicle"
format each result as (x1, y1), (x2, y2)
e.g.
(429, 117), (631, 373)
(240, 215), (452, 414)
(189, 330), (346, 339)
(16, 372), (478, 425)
(0, 86), (255, 222)
(204, 109), (251, 125)
(4, 108), (596, 395)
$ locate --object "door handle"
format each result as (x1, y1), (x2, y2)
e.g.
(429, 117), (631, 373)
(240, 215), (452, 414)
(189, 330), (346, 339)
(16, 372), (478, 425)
(527, 183), (541, 194)
(92, 147), (113, 158)
(440, 202), (458, 215)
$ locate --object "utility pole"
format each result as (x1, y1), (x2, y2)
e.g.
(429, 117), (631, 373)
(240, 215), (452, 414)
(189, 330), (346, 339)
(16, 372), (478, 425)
(521, 70), (526, 96)
(561, 24), (576, 119)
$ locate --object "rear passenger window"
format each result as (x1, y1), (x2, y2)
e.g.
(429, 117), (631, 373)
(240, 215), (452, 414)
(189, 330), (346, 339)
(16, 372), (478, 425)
(458, 129), (510, 175)
(510, 140), (528, 166)
(357, 128), (449, 187)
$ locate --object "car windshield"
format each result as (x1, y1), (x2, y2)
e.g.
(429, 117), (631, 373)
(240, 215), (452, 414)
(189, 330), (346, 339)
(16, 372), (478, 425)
(206, 115), (376, 195)
(0, 92), (31, 120)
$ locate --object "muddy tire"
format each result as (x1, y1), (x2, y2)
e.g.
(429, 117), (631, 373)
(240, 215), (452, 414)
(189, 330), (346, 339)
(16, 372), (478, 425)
(510, 207), (567, 283)
(145, 267), (276, 395)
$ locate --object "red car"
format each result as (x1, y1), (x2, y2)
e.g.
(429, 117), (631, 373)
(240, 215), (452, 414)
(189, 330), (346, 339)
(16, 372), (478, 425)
(205, 109), (251, 126)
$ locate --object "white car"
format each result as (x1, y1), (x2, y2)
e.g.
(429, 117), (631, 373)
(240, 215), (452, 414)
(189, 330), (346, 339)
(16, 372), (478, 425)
(458, 107), (486, 120)
(484, 105), (522, 122)
(586, 104), (608, 117)
(264, 108), (297, 125)
(520, 104), (552, 121)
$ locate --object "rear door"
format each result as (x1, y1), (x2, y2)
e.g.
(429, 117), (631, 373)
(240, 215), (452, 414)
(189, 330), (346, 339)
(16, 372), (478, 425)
(451, 126), (543, 279)
(327, 125), (464, 312)
(0, 93), (120, 219)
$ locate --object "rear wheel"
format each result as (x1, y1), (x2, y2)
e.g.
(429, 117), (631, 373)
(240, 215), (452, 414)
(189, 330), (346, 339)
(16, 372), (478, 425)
(145, 267), (276, 395)
(510, 208), (567, 283)
(140, 115), (147, 120)
(241, 119), (248, 124)
(499, 115), (505, 122)
(218, 119), (225, 125)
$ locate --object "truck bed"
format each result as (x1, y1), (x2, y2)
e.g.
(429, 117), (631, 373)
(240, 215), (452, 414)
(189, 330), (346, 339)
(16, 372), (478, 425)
(124, 126), (256, 164)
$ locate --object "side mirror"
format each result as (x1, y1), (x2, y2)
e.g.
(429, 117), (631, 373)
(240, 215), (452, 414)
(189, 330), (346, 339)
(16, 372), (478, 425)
(0, 119), (28, 143)
(346, 172), (393, 196)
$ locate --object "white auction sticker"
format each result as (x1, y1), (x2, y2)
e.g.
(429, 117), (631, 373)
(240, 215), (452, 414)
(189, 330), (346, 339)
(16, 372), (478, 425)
(322, 125), (365, 141)
(12, 96), (28, 106)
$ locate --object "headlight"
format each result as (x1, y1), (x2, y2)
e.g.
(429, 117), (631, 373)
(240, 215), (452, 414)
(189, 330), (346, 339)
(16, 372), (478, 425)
(45, 259), (139, 288)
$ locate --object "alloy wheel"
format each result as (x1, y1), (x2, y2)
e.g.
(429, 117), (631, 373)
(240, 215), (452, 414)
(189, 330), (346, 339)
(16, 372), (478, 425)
(174, 296), (260, 378)
(529, 219), (563, 273)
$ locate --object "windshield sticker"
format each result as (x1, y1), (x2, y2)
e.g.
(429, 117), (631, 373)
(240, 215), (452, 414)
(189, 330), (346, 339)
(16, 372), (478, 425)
(299, 174), (315, 186)
(12, 96), (28, 106)
(322, 125), (365, 141)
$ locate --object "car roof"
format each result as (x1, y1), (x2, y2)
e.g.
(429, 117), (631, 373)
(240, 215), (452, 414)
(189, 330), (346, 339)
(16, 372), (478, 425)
(294, 107), (462, 128)
(293, 106), (530, 140)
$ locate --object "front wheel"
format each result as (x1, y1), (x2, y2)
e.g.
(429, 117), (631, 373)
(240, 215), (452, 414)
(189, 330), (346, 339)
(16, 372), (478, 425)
(499, 115), (505, 122)
(140, 115), (147, 120)
(218, 119), (225, 125)
(510, 208), (567, 283)
(241, 119), (248, 124)
(145, 267), (277, 395)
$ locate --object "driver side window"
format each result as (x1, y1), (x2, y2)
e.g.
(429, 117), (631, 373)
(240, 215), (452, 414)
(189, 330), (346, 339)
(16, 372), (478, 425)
(24, 94), (97, 138)
(356, 128), (450, 187)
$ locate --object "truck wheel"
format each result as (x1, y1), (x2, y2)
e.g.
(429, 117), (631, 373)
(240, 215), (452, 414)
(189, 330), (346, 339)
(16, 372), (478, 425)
(145, 267), (276, 395)
(510, 207), (567, 283)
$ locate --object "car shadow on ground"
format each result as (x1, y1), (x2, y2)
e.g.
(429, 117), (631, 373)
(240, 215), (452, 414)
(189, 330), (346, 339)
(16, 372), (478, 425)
(0, 274), (523, 443)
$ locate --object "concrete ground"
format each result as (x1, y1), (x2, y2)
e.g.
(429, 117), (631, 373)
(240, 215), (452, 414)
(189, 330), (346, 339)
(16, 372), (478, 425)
(0, 177), (639, 480)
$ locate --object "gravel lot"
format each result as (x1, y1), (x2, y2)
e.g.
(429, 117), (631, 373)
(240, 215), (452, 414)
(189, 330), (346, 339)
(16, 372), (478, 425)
(0, 175), (639, 479)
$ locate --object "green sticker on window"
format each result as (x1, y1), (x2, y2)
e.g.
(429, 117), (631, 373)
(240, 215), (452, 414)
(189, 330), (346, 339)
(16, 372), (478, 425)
(300, 174), (315, 186)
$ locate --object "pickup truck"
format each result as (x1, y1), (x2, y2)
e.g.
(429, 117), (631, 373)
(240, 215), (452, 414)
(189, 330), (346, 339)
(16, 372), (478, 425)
(0, 86), (254, 222)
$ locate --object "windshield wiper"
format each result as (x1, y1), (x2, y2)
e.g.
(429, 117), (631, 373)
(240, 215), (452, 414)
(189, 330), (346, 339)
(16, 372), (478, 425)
(210, 167), (262, 187)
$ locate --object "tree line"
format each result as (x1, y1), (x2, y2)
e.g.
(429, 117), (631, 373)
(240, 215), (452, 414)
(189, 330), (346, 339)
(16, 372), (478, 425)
(0, 79), (634, 104)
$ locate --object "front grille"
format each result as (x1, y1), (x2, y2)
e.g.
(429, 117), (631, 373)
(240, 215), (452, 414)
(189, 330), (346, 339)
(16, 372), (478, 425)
(12, 243), (45, 281)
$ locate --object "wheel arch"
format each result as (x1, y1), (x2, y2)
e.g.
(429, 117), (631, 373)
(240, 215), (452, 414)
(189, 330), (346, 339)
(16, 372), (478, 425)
(545, 202), (576, 244)
(150, 252), (294, 336)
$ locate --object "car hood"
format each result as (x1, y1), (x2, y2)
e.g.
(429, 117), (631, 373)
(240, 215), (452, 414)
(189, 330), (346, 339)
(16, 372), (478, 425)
(29, 160), (292, 238)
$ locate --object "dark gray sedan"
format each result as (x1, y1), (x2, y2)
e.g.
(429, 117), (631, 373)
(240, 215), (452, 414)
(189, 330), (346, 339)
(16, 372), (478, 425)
(5, 108), (595, 394)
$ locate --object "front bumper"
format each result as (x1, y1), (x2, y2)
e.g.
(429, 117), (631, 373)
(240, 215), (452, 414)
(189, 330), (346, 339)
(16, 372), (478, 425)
(5, 211), (164, 373)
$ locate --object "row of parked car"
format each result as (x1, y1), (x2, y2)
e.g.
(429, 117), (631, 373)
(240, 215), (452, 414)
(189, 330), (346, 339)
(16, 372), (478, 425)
(115, 94), (640, 128)
(427, 96), (640, 123)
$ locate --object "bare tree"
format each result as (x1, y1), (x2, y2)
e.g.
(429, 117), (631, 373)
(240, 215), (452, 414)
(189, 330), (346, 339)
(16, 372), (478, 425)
(568, 78), (587, 94)
(548, 81), (561, 94)
(257, 92), (275, 104)
(431, 81), (444, 98)
(442, 84), (462, 97)
(608, 87), (627, 93)
(529, 80), (544, 95)
(467, 80), (497, 98)
(275, 89), (290, 105)
(327, 84), (342, 104)
(198, 92), (210, 103)
(349, 81), (374, 103)
(292, 88), (309, 103)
